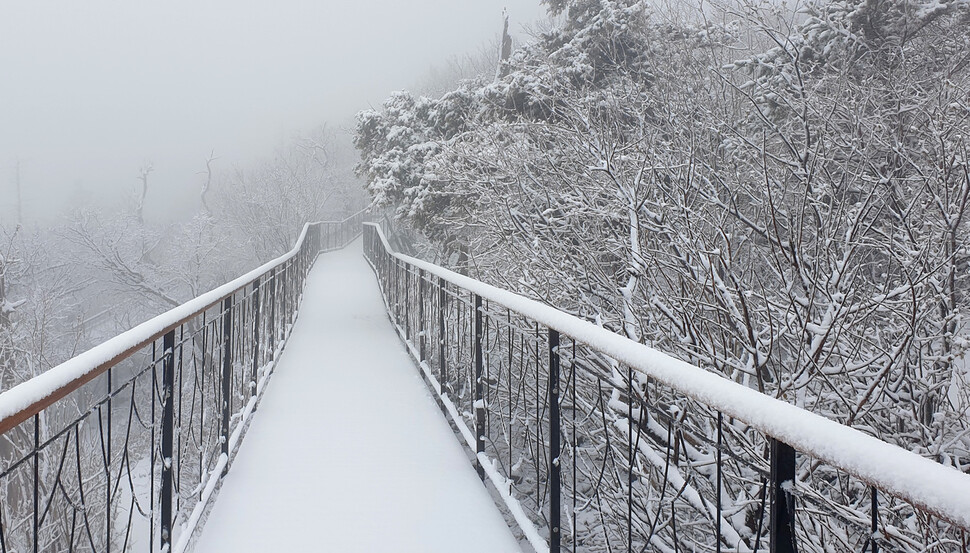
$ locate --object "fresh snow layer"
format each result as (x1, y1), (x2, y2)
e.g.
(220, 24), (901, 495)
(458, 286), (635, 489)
(365, 223), (970, 531)
(0, 223), (314, 423)
(193, 241), (521, 553)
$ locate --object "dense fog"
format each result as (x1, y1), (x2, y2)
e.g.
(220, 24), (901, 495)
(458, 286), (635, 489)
(0, 0), (544, 223)
(2, 1), (970, 552)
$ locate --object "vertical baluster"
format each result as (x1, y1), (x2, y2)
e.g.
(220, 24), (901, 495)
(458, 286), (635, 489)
(199, 312), (207, 500)
(0, 478), (7, 550)
(405, 265), (411, 341)
(769, 438), (796, 553)
(160, 330), (175, 552)
(176, 325), (184, 518)
(474, 294), (485, 480)
(549, 329), (561, 553)
(871, 487), (879, 553)
(289, 259), (295, 326)
(280, 264), (288, 341)
(393, 259), (400, 325)
(438, 277), (447, 392)
(284, 261), (292, 331)
(221, 296), (233, 461)
(106, 366), (112, 553)
(268, 269), (277, 355)
(717, 411), (723, 553)
(150, 342), (157, 550)
(507, 310), (514, 496)
(418, 269), (425, 363)
(484, 301), (490, 443)
(628, 363), (633, 553)
(32, 414), (39, 553)
(251, 277), (261, 399)
(571, 340), (577, 549)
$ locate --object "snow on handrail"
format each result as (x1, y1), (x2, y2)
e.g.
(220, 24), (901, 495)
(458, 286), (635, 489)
(364, 222), (970, 530)
(0, 210), (366, 435)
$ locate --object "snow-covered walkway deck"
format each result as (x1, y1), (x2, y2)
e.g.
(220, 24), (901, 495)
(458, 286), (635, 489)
(194, 241), (520, 552)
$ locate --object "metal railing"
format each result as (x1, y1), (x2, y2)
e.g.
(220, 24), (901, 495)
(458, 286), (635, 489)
(363, 222), (970, 553)
(0, 210), (366, 553)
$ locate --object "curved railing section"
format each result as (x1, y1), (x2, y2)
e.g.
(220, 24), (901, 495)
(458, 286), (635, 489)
(363, 222), (970, 553)
(0, 209), (366, 553)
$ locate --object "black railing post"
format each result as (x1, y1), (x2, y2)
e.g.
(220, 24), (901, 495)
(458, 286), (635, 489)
(871, 487), (879, 553)
(221, 296), (233, 459)
(393, 259), (399, 325)
(280, 265), (288, 343)
(280, 264), (287, 337)
(405, 265), (411, 340)
(251, 277), (261, 399)
(160, 330), (176, 552)
(438, 276), (446, 390)
(548, 329), (561, 553)
(770, 438), (797, 553)
(268, 268), (277, 354)
(106, 366), (113, 553)
(285, 262), (292, 328)
(32, 414), (38, 553)
(287, 261), (294, 325)
(717, 411), (723, 553)
(418, 268), (425, 362)
(474, 294), (485, 480)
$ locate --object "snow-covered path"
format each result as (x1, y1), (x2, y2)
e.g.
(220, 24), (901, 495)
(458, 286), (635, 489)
(193, 241), (521, 552)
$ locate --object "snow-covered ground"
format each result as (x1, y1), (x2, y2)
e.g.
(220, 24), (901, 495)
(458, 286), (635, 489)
(193, 241), (521, 552)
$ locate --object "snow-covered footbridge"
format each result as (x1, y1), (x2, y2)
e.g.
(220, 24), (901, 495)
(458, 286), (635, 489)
(192, 238), (520, 552)
(1, 215), (969, 553)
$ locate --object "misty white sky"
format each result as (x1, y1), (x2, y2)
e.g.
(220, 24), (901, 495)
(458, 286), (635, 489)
(0, 1), (546, 224)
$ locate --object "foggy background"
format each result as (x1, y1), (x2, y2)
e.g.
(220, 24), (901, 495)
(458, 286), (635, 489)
(0, 0), (545, 224)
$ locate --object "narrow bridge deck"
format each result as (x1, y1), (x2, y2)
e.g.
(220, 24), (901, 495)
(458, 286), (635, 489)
(194, 241), (520, 552)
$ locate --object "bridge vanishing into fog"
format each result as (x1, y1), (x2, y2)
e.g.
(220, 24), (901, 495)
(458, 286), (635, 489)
(193, 242), (519, 552)
(1, 214), (969, 553)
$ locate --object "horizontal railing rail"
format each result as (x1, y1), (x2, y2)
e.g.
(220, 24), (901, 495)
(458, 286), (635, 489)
(363, 222), (970, 553)
(0, 208), (366, 553)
